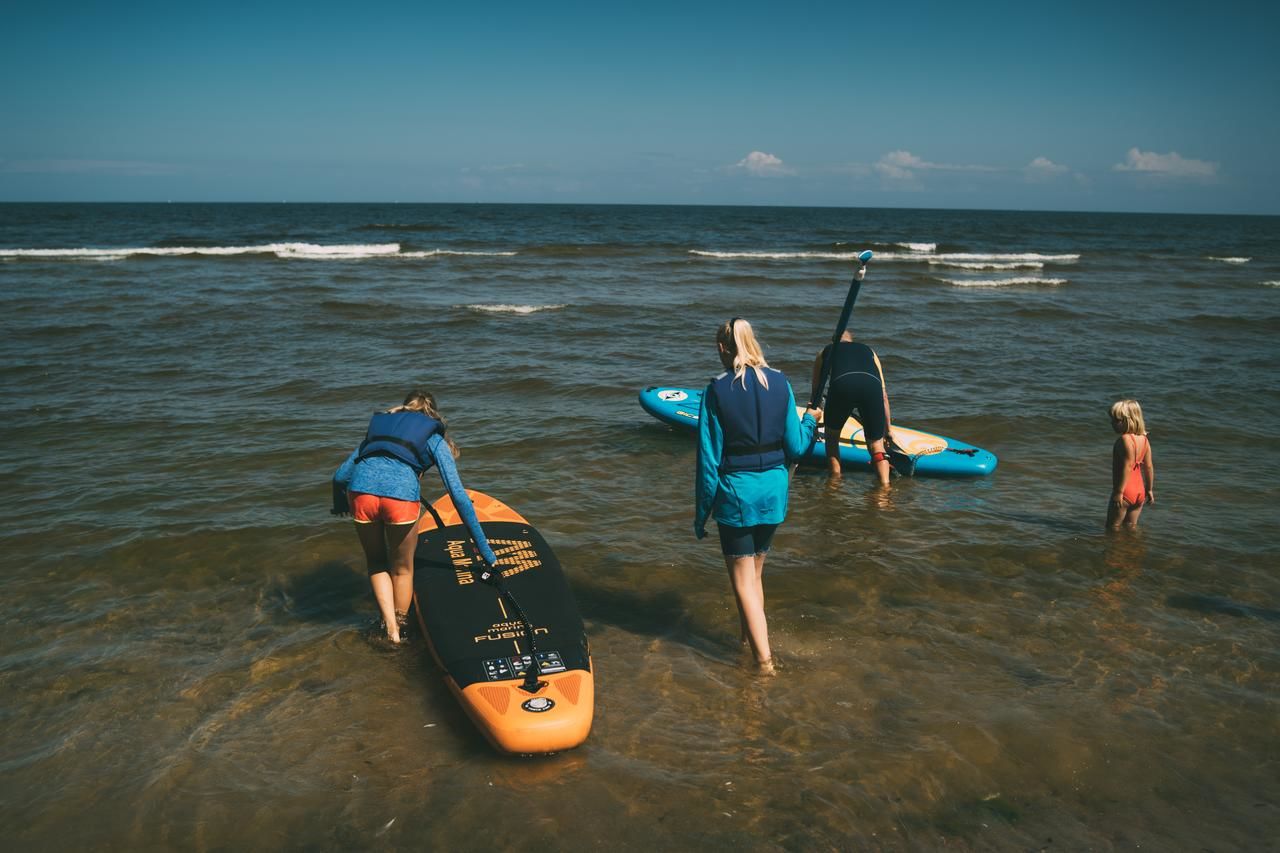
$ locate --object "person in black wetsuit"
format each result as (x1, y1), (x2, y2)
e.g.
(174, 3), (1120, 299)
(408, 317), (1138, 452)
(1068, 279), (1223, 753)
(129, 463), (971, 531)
(810, 330), (894, 487)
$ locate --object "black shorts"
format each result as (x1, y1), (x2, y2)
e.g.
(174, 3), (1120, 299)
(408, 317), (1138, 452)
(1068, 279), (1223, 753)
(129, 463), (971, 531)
(825, 372), (888, 448)
(716, 523), (778, 558)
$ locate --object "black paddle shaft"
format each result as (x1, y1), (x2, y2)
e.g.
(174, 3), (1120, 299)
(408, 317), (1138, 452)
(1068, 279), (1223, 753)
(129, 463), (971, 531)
(807, 275), (863, 408)
(419, 498), (546, 693)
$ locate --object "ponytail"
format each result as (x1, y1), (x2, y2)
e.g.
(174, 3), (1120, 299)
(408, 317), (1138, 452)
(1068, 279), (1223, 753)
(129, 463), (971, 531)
(716, 317), (770, 389)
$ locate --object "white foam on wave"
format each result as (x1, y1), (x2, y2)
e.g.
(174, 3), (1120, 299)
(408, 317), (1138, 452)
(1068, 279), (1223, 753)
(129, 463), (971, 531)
(937, 276), (1068, 287)
(400, 249), (518, 258)
(1208, 256), (1251, 264)
(276, 243), (401, 258)
(927, 259), (1045, 270)
(690, 249), (866, 260)
(705, 249), (1080, 263)
(913, 252), (1078, 262)
(0, 242), (402, 260)
(1263, 281), (1280, 288)
(461, 303), (567, 315)
(2, 252), (130, 262)
(896, 242), (937, 252)
(638, 247), (1086, 265)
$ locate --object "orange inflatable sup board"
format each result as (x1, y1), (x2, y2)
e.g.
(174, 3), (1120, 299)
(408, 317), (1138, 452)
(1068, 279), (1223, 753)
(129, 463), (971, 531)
(413, 491), (593, 755)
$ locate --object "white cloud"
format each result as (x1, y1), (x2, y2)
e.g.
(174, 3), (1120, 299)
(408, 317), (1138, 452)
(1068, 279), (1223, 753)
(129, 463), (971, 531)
(1113, 147), (1218, 178)
(1027, 156), (1068, 174)
(1024, 156), (1070, 183)
(734, 151), (792, 177)
(875, 150), (997, 180)
(875, 150), (925, 180)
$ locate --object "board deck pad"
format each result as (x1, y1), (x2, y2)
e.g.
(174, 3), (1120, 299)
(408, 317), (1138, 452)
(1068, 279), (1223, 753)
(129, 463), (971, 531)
(413, 491), (593, 754)
(638, 386), (997, 477)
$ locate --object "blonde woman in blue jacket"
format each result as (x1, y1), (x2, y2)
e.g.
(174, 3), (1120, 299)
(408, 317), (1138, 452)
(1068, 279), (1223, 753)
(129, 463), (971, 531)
(695, 318), (820, 672)
(333, 390), (497, 644)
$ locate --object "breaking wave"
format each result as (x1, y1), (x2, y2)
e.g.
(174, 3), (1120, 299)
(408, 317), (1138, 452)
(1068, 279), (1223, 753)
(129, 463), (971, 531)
(690, 250), (869, 260)
(692, 249), (1079, 264)
(0, 243), (525, 261)
(937, 276), (1069, 287)
(927, 260), (1045, 270)
(0, 243), (402, 260)
(400, 249), (518, 257)
(460, 304), (567, 315)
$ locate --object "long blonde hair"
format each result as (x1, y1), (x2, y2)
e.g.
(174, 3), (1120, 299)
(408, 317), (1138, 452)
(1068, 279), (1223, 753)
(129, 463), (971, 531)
(716, 317), (770, 389)
(1109, 399), (1147, 436)
(389, 389), (459, 457)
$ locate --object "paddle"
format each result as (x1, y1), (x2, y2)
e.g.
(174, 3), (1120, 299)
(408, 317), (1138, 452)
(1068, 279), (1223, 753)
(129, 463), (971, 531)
(807, 249), (873, 409)
(792, 250), (872, 475)
(802, 250), (917, 478)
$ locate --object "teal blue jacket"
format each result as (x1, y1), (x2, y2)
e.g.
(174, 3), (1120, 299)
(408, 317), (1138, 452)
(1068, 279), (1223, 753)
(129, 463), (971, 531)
(694, 372), (818, 536)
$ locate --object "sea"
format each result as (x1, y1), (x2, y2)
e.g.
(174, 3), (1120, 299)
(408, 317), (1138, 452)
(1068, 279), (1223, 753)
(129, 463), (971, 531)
(1, 203), (1277, 851)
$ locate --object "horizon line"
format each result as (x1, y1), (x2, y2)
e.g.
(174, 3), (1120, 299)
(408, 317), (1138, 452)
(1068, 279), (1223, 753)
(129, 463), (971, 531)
(0, 200), (1275, 218)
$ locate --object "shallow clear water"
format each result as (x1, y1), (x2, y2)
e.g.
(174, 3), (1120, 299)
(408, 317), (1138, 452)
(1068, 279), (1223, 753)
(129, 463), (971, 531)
(1, 203), (1278, 849)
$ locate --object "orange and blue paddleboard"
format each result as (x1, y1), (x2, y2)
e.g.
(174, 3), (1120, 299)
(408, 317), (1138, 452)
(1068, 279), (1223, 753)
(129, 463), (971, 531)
(412, 491), (593, 755)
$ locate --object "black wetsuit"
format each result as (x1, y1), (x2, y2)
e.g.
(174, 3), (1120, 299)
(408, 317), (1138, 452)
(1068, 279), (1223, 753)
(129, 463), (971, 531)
(816, 341), (888, 443)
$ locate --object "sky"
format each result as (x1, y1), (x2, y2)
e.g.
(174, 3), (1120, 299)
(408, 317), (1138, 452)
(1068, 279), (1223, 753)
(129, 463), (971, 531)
(2, 0), (1278, 213)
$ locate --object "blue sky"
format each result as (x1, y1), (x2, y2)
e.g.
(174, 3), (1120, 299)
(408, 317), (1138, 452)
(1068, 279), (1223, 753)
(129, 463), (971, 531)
(2, 0), (1277, 213)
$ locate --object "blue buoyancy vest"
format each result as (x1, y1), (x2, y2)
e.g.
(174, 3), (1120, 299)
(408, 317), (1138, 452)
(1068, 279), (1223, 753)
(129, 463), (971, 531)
(356, 411), (444, 474)
(710, 367), (790, 473)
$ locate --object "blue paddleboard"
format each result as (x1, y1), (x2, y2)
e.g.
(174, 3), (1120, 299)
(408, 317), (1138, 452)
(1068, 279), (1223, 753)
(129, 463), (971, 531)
(638, 386), (997, 477)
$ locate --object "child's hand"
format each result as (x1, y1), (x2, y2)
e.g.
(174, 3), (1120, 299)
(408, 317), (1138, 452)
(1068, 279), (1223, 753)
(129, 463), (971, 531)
(1146, 490), (1156, 505)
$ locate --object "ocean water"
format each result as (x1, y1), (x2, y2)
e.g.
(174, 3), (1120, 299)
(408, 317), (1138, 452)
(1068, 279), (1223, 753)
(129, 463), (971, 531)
(1, 203), (1278, 850)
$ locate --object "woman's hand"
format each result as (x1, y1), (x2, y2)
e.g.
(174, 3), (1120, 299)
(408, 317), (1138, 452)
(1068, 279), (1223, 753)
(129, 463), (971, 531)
(805, 407), (823, 422)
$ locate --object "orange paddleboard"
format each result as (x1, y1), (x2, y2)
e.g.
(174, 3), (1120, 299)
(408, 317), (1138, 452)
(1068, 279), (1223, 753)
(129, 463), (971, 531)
(413, 491), (593, 754)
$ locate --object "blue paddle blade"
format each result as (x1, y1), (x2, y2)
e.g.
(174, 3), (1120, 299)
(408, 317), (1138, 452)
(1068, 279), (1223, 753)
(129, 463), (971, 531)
(858, 250), (873, 263)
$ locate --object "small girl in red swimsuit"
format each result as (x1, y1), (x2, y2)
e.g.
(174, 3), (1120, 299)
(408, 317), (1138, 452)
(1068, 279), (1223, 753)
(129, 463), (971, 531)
(1107, 399), (1156, 529)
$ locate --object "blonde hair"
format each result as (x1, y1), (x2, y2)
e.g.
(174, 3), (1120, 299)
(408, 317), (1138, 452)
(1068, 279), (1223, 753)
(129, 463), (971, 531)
(1109, 399), (1147, 436)
(716, 317), (770, 389)
(389, 389), (459, 457)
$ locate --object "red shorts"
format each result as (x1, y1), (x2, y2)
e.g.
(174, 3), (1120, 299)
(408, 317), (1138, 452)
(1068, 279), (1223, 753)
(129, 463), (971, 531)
(349, 492), (420, 525)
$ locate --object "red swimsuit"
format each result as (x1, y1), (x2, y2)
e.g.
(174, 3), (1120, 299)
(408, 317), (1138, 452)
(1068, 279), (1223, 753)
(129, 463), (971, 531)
(1121, 435), (1148, 505)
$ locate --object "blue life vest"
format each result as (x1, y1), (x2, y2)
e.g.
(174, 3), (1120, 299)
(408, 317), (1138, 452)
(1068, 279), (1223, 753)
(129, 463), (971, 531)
(709, 367), (790, 473)
(356, 411), (443, 474)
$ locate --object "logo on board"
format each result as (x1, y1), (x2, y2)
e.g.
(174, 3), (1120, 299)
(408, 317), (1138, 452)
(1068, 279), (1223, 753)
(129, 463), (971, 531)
(487, 539), (541, 577)
(521, 697), (556, 713)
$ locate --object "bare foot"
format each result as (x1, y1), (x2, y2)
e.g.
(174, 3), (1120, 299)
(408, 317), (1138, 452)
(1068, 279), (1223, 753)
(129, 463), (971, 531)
(756, 658), (777, 676)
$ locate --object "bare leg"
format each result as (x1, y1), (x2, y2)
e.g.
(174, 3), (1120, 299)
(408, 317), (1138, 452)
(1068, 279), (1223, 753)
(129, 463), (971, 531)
(385, 520), (419, 619)
(825, 418), (842, 478)
(1123, 501), (1145, 528)
(868, 438), (891, 488)
(729, 578), (749, 648)
(1106, 498), (1125, 530)
(356, 521), (400, 642)
(725, 553), (771, 668)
